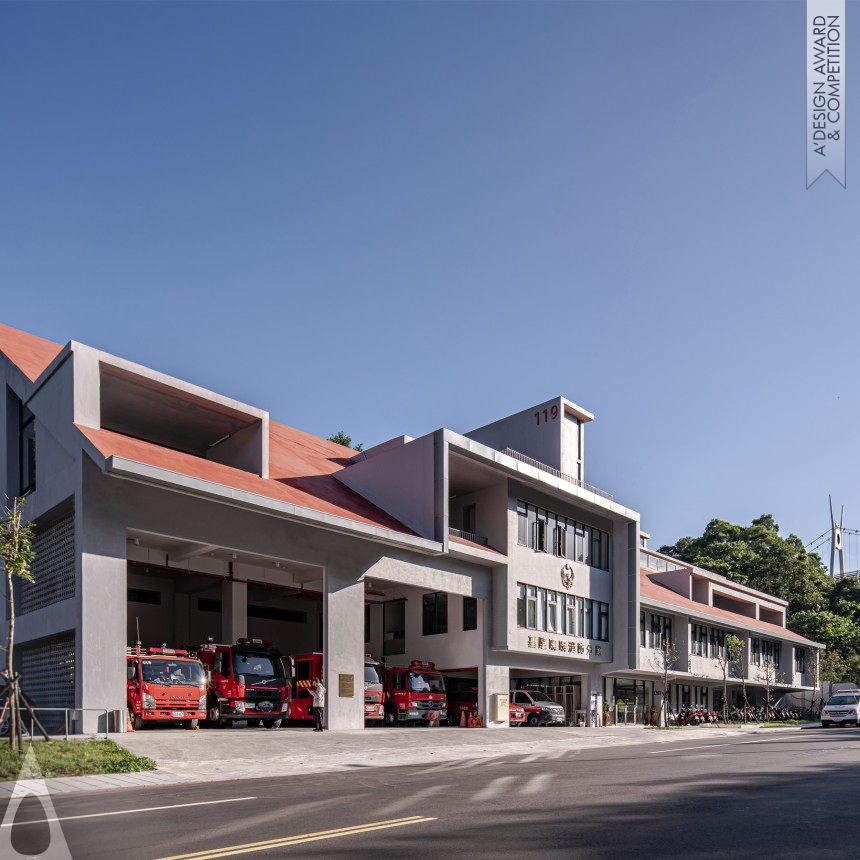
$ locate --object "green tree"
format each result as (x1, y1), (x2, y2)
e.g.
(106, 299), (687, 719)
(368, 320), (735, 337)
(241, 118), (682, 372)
(0, 497), (35, 753)
(788, 610), (860, 659)
(660, 515), (831, 615)
(327, 431), (364, 453)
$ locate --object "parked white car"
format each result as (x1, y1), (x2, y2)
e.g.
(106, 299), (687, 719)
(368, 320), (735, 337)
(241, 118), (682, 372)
(821, 692), (860, 728)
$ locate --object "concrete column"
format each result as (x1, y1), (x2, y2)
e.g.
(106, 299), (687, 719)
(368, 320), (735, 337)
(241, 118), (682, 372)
(221, 579), (247, 644)
(323, 568), (364, 730)
(79, 474), (128, 733)
(480, 663), (510, 728)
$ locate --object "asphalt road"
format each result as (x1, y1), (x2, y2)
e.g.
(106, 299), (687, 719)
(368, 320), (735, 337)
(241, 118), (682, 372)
(3, 727), (858, 860)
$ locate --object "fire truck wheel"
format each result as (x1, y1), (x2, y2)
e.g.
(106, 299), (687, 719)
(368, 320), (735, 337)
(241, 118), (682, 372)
(446, 713), (458, 726)
(262, 719), (282, 729)
(208, 702), (227, 728)
(383, 708), (398, 727)
(132, 713), (143, 731)
(527, 713), (541, 727)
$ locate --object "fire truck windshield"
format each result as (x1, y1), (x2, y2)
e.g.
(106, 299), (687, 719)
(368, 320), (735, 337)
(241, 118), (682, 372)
(364, 665), (383, 686)
(408, 672), (445, 693)
(140, 660), (204, 686)
(232, 653), (286, 685)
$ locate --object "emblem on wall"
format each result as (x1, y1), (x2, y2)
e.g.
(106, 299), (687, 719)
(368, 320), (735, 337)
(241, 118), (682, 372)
(560, 563), (575, 590)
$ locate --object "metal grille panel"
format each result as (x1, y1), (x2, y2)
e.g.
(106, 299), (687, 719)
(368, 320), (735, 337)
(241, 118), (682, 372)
(19, 633), (76, 710)
(20, 514), (75, 614)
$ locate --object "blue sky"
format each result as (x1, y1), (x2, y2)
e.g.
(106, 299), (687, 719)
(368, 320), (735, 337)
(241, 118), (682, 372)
(1, 1), (856, 556)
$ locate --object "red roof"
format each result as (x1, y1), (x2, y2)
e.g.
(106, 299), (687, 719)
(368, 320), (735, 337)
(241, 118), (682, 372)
(640, 569), (815, 645)
(0, 323), (63, 382)
(77, 421), (417, 537)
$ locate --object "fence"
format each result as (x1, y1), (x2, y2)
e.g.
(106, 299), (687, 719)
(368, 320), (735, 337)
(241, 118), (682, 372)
(2, 707), (119, 740)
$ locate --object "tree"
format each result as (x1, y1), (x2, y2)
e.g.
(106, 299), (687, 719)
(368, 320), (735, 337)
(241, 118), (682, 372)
(788, 610), (860, 659)
(757, 656), (784, 720)
(0, 497), (35, 752)
(650, 639), (680, 726)
(714, 634), (744, 723)
(327, 431), (364, 453)
(660, 515), (831, 615)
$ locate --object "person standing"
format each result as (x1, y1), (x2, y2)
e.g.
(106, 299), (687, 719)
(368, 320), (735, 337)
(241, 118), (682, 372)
(311, 677), (326, 731)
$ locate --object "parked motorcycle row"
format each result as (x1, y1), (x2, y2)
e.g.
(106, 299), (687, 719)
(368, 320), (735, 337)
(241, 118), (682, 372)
(668, 704), (803, 726)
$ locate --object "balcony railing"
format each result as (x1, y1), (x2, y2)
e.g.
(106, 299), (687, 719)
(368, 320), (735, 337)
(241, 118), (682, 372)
(501, 449), (613, 501)
(448, 527), (489, 547)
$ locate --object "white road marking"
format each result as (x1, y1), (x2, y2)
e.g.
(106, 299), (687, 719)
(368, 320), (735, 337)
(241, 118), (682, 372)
(471, 775), (517, 802)
(519, 773), (553, 795)
(375, 784), (448, 816)
(0, 796), (257, 828)
(649, 735), (807, 754)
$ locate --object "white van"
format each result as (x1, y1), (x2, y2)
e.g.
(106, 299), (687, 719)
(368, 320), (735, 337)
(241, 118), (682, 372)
(821, 691), (860, 727)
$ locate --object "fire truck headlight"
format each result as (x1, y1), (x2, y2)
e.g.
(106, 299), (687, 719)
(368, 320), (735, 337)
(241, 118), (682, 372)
(198, 696), (206, 710)
(143, 694), (156, 709)
(232, 701), (246, 713)
(281, 702), (290, 714)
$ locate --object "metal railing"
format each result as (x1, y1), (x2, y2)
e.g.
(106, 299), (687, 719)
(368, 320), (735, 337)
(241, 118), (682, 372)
(448, 527), (489, 546)
(501, 449), (613, 500)
(2, 708), (116, 740)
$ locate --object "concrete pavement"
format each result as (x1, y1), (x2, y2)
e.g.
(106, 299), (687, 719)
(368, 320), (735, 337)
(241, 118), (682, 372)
(0, 721), (804, 797)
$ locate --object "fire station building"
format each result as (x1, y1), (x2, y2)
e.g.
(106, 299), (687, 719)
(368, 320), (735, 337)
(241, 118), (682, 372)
(0, 323), (819, 730)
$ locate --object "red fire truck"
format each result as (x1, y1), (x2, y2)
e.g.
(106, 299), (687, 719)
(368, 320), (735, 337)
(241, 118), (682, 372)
(191, 637), (290, 729)
(383, 660), (447, 726)
(289, 653), (385, 722)
(126, 646), (207, 730)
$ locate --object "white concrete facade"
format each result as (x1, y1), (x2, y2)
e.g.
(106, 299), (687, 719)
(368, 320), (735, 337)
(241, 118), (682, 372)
(0, 324), (820, 731)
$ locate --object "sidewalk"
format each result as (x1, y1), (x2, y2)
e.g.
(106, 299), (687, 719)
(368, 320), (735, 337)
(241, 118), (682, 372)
(0, 722), (805, 797)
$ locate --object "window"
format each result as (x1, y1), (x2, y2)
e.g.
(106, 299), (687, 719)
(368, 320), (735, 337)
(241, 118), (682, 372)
(709, 627), (726, 659)
(640, 611), (646, 647)
(526, 586), (537, 628)
(794, 648), (806, 673)
(751, 637), (761, 666)
(516, 582), (608, 641)
(463, 596), (478, 631)
(517, 502), (528, 545)
(516, 501), (609, 571)
(690, 624), (708, 657)
(649, 613), (672, 648)
(547, 591), (559, 633)
(20, 404), (36, 494)
(422, 592), (448, 636)
(533, 518), (547, 553)
(128, 588), (160, 605)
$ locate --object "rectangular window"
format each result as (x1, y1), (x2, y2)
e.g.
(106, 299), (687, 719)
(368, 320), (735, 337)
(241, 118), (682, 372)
(533, 518), (547, 553)
(598, 603), (609, 641)
(575, 524), (587, 563)
(20, 404), (36, 495)
(527, 505), (537, 548)
(517, 584), (527, 628)
(547, 590), (559, 633)
(526, 586), (537, 629)
(537, 588), (547, 630)
(751, 638), (761, 666)
(640, 611), (646, 647)
(517, 502), (528, 545)
(463, 596), (478, 631)
(650, 613), (672, 648)
(566, 595), (577, 637)
(710, 628), (726, 659)
(584, 600), (594, 640)
(794, 648), (806, 673)
(128, 588), (160, 605)
(422, 592), (448, 636)
(553, 526), (567, 558)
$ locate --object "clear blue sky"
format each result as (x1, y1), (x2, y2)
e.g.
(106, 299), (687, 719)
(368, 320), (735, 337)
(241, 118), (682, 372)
(1, 1), (856, 556)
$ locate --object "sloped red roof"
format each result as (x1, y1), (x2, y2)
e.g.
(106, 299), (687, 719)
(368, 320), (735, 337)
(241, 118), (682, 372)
(77, 421), (417, 537)
(640, 569), (816, 645)
(0, 323), (64, 382)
